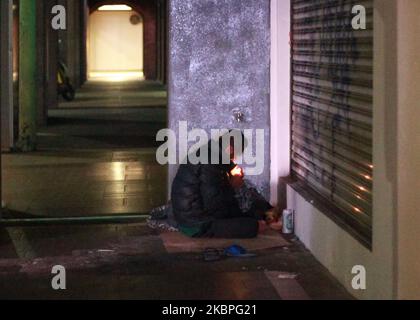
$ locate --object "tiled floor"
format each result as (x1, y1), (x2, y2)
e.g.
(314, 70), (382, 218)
(0, 78), (353, 300)
(58, 79), (167, 109)
(42, 79), (167, 150)
(2, 150), (167, 217)
(0, 224), (353, 300)
(2, 79), (167, 218)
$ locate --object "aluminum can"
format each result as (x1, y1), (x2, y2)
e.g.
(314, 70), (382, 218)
(282, 209), (294, 234)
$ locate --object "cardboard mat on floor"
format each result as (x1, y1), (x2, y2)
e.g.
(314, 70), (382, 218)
(160, 230), (290, 253)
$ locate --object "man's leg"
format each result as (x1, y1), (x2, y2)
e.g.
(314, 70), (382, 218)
(203, 217), (259, 239)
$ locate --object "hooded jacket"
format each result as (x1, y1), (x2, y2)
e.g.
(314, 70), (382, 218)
(171, 138), (243, 229)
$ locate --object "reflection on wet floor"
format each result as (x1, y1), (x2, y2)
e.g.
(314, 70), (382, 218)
(0, 79), (354, 300)
(2, 150), (167, 218)
(0, 224), (353, 299)
(1, 79), (168, 218)
(59, 79), (167, 109)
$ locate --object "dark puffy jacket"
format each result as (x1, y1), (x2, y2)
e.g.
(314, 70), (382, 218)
(171, 142), (243, 228)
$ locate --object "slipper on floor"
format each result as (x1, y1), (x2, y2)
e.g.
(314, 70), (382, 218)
(203, 248), (226, 262)
(224, 245), (257, 258)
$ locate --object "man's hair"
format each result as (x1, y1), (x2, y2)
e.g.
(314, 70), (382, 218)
(219, 129), (246, 154)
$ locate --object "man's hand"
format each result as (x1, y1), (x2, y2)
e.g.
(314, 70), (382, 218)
(229, 165), (244, 189)
(229, 175), (244, 189)
(258, 220), (268, 234)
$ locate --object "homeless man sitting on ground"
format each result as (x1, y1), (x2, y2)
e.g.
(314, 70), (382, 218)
(171, 130), (273, 239)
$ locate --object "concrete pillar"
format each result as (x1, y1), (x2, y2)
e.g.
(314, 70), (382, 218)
(80, 0), (88, 85)
(36, 0), (47, 126)
(1, 0), (14, 151)
(45, 0), (59, 111)
(65, 0), (80, 88)
(163, 0), (168, 85)
(142, 4), (157, 80)
(17, 0), (38, 151)
(156, 0), (167, 84)
(168, 0), (271, 198)
(160, 0), (168, 84)
(156, 0), (162, 82)
(57, 0), (66, 64)
(72, 0), (81, 88)
(396, 0), (420, 300)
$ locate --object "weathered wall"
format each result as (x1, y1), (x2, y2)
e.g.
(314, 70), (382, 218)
(168, 0), (271, 197)
(396, 0), (420, 300)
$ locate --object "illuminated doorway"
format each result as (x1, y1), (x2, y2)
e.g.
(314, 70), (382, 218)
(87, 4), (144, 80)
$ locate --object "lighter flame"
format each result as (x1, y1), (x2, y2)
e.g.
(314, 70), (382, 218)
(231, 166), (244, 177)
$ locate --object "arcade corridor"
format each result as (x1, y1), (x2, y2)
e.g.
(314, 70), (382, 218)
(2, 79), (167, 218)
(1, 0), (420, 301)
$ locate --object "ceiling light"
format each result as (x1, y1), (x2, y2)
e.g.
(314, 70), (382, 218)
(97, 5), (132, 11)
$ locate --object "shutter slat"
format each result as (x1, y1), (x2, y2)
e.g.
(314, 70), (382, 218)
(293, 80), (372, 102)
(291, 166), (372, 226)
(292, 141), (372, 181)
(292, 123), (372, 159)
(291, 132), (373, 173)
(293, 10), (373, 26)
(291, 146), (372, 191)
(293, 84), (372, 115)
(292, 113), (372, 145)
(293, 94), (372, 120)
(290, 158), (372, 216)
(293, 0), (374, 14)
(291, 0), (373, 240)
(293, 75), (372, 95)
(293, 29), (373, 40)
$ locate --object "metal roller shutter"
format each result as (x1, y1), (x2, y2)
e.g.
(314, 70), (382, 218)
(290, 0), (374, 247)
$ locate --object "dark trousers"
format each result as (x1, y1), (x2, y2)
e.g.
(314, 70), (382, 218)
(201, 217), (259, 239)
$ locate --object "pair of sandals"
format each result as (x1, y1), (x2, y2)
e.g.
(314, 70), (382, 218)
(203, 245), (256, 262)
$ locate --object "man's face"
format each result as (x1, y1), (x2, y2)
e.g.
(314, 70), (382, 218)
(229, 137), (241, 161)
(223, 141), (236, 161)
(229, 144), (235, 160)
(222, 135), (244, 162)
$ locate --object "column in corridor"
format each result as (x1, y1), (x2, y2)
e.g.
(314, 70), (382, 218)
(45, 0), (59, 111)
(17, 0), (37, 151)
(36, 0), (47, 126)
(80, 0), (88, 84)
(156, 0), (167, 84)
(1, 0), (14, 151)
(396, 0), (420, 300)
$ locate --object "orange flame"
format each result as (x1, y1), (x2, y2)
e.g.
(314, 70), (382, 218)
(230, 166), (244, 177)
